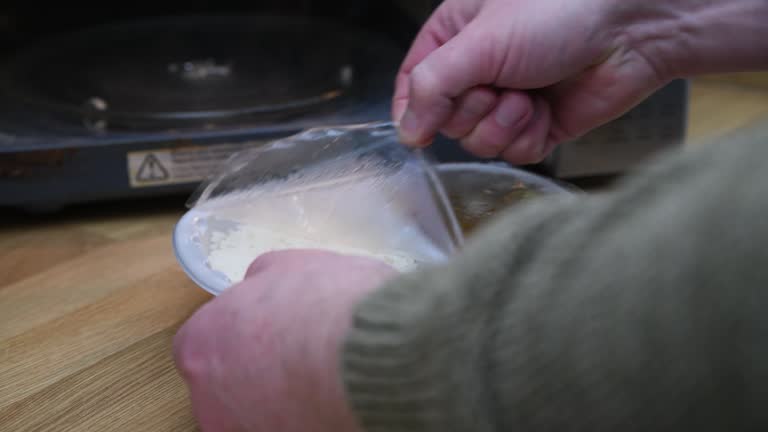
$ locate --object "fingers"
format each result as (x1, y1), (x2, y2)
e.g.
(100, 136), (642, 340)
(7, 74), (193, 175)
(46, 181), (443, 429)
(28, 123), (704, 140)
(459, 90), (534, 158)
(244, 249), (338, 279)
(501, 96), (555, 165)
(244, 249), (397, 282)
(397, 23), (497, 146)
(440, 86), (497, 139)
(174, 317), (243, 432)
(443, 91), (556, 165)
(392, 0), (485, 122)
(392, 21), (448, 124)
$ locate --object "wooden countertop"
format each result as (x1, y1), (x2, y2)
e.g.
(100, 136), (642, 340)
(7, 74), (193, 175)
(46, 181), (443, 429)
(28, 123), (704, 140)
(2, 76), (768, 431)
(0, 203), (205, 431)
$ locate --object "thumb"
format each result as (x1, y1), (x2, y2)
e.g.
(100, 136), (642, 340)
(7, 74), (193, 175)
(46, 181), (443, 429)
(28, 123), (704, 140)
(244, 249), (340, 279)
(398, 23), (499, 146)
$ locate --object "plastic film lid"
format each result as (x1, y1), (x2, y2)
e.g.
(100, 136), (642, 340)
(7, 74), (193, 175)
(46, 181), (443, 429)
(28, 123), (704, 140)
(186, 121), (465, 264)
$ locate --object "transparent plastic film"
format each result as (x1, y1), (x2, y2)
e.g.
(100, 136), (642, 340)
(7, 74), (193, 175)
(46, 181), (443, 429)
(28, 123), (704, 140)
(185, 122), (464, 285)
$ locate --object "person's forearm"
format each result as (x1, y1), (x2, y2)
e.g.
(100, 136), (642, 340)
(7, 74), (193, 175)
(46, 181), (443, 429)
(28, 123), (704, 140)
(611, 0), (768, 78)
(342, 122), (768, 431)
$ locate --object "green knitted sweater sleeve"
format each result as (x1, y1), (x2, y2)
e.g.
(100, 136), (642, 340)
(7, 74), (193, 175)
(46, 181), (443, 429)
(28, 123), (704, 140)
(341, 124), (768, 432)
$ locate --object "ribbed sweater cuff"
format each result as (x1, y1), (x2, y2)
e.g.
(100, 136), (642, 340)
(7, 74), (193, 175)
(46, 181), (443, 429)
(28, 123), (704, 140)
(340, 268), (499, 432)
(339, 195), (578, 432)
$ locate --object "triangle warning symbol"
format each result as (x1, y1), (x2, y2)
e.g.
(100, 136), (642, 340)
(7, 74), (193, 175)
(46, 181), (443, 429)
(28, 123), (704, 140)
(136, 153), (170, 182)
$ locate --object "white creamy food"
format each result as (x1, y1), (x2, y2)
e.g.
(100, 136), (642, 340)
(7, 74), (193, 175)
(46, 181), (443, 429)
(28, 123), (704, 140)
(199, 169), (451, 284)
(207, 224), (421, 283)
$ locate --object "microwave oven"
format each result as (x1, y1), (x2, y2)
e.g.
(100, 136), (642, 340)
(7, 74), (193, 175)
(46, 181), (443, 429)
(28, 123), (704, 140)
(0, 1), (687, 211)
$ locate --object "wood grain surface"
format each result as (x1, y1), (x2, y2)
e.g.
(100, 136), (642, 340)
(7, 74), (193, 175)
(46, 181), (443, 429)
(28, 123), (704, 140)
(0, 200), (210, 431)
(1, 76), (767, 431)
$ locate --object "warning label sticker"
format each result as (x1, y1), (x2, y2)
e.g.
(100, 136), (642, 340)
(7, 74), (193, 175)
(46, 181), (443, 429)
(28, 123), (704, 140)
(126, 142), (259, 188)
(135, 153), (170, 183)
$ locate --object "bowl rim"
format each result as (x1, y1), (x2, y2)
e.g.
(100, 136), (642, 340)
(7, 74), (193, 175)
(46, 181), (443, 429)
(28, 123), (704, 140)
(173, 161), (577, 295)
(173, 208), (231, 296)
(435, 162), (578, 194)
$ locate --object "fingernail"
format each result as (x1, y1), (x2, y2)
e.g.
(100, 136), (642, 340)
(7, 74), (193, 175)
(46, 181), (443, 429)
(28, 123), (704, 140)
(398, 109), (421, 145)
(495, 101), (528, 128)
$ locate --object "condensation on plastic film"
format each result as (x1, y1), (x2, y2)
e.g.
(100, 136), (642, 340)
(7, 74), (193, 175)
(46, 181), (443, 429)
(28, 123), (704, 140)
(187, 121), (464, 272)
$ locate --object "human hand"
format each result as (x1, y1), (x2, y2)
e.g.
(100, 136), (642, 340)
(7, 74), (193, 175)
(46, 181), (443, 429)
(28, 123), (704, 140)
(393, 0), (671, 164)
(173, 250), (397, 432)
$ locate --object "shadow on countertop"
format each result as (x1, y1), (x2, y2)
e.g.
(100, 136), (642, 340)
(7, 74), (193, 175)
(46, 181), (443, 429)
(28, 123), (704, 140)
(0, 194), (189, 232)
